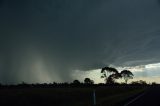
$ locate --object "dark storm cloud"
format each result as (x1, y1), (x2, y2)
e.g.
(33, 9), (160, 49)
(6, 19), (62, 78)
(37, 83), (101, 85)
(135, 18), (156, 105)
(0, 0), (160, 83)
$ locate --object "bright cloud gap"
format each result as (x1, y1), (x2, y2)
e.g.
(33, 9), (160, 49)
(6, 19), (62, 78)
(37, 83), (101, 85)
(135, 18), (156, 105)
(72, 63), (160, 84)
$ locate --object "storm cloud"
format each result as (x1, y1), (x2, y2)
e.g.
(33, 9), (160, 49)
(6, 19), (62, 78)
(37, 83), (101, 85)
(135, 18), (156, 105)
(0, 0), (160, 83)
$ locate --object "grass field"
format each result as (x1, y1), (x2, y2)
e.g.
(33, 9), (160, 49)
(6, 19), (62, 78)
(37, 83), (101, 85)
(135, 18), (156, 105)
(0, 86), (146, 106)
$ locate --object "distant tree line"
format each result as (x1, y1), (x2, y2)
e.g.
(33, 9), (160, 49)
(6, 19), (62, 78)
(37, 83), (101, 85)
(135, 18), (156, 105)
(0, 80), (157, 89)
(0, 66), (158, 88)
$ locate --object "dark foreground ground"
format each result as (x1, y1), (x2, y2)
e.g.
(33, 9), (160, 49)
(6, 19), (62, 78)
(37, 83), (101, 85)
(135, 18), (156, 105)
(0, 86), (147, 106)
(124, 86), (160, 106)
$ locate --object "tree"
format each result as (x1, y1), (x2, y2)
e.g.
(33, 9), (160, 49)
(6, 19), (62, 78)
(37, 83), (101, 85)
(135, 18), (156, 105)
(84, 78), (94, 84)
(101, 67), (120, 84)
(101, 67), (118, 78)
(151, 82), (157, 85)
(139, 80), (147, 85)
(106, 73), (122, 84)
(131, 80), (147, 85)
(120, 70), (133, 84)
(73, 80), (81, 85)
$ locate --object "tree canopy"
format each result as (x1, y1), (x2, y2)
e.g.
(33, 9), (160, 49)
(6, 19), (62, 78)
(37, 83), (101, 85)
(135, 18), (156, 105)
(101, 67), (121, 84)
(101, 67), (134, 84)
(120, 70), (134, 84)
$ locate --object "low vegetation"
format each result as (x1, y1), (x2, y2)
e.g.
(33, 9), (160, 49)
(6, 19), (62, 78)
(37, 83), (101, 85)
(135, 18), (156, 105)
(0, 86), (147, 106)
(0, 66), (156, 106)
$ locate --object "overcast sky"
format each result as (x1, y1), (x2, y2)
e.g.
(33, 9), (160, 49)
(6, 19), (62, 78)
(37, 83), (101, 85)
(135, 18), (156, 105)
(1, 0), (160, 84)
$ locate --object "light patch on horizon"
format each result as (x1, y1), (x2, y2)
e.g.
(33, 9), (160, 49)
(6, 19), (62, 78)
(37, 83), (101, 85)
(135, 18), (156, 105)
(72, 63), (160, 84)
(17, 53), (63, 84)
(145, 63), (160, 69)
(130, 76), (160, 84)
(30, 57), (53, 83)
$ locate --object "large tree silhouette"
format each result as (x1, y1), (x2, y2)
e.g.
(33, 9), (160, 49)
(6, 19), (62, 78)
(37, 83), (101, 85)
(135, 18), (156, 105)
(101, 67), (120, 84)
(120, 70), (133, 84)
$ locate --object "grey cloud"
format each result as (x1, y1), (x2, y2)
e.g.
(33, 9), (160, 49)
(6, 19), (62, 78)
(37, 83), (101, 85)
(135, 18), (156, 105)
(0, 0), (160, 83)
